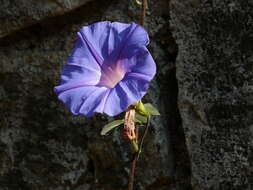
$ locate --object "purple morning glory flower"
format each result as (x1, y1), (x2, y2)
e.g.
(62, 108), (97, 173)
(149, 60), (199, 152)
(54, 21), (156, 117)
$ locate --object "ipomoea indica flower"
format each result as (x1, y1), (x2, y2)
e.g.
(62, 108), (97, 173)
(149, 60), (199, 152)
(54, 21), (156, 117)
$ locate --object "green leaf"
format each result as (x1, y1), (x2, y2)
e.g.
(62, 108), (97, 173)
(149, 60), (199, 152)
(135, 112), (148, 124)
(144, 103), (160, 115)
(101, 120), (124, 135)
(132, 0), (142, 6)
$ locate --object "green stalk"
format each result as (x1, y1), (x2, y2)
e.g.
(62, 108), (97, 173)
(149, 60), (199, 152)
(131, 140), (139, 153)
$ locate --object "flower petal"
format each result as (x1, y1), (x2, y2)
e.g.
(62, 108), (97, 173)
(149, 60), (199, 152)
(77, 21), (111, 63)
(120, 46), (156, 79)
(77, 21), (148, 64)
(103, 86), (129, 116)
(103, 74), (150, 116)
(67, 56), (101, 73)
(79, 87), (110, 117)
(70, 31), (104, 66)
(57, 86), (100, 114)
(57, 86), (109, 116)
(54, 64), (101, 95)
(119, 74), (150, 102)
(106, 22), (149, 64)
(59, 65), (100, 84)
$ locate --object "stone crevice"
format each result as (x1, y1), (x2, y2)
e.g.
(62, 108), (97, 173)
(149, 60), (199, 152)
(156, 23), (193, 188)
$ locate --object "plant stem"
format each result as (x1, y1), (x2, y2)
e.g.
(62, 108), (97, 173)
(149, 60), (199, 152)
(128, 153), (138, 190)
(137, 116), (150, 160)
(128, 1), (148, 190)
(140, 0), (148, 26)
(128, 125), (139, 190)
(131, 140), (139, 153)
(128, 116), (151, 190)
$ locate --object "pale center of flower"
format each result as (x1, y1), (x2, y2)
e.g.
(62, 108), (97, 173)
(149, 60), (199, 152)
(99, 63), (126, 88)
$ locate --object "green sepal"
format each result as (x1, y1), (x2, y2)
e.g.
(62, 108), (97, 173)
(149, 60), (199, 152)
(135, 101), (149, 117)
(132, 0), (142, 6)
(144, 103), (160, 116)
(135, 101), (160, 124)
(135, 112), (148, 123)
(100, 120), (124, 135)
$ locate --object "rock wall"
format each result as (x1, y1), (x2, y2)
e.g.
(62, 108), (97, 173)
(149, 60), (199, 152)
(170, 0), (253, 189)
(0, 0), (92, 38)
(0, 0), (191, 190)
(0, 0), (252, 189)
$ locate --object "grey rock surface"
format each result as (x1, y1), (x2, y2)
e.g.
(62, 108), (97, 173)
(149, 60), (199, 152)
(170, 0), (253, 189)
(2, 0), (252, 189)
(0, 0), (191, 190)
(0, 0), (92, 38)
